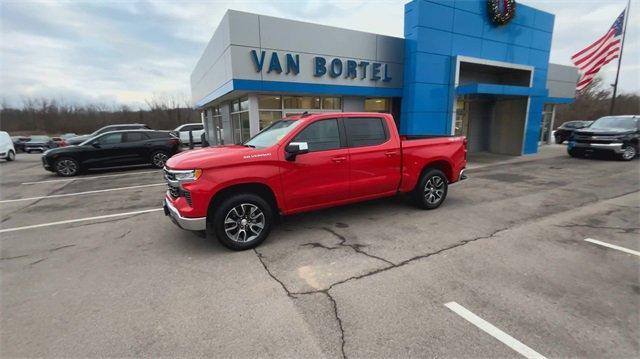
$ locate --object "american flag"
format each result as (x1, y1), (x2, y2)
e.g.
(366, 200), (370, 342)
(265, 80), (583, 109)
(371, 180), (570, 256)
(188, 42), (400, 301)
(571, 10), (626, 91)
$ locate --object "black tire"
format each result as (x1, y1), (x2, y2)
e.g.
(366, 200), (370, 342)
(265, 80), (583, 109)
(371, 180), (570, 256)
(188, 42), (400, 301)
(150, 150), (169, 168)
(619, 144), (637, 161)
(6, 150), (15, 161)
(54, 157), (80, 177)
(414, 169), (448, 210)
(211, 193), (274, 250)
(555, 136), (564, 144)
(25, 150), (31, 154)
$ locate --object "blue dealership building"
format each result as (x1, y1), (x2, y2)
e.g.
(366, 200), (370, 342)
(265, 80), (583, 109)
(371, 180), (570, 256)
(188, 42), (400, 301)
(191, 0), (579, 155)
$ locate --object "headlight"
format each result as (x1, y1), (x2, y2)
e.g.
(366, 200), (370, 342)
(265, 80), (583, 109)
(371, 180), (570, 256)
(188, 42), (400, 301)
(174, 169), (202, 182)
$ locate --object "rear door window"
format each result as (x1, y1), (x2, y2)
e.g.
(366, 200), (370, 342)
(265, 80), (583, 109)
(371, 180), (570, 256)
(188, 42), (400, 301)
(291, 119), (341, 152)
(344, 117), (388, 147)
(124, 132), (148, 142)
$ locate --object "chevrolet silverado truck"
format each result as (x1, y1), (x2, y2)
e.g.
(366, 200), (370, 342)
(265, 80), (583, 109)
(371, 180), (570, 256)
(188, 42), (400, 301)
(568, 115), (639, 161)
(163, 112), (467, 250)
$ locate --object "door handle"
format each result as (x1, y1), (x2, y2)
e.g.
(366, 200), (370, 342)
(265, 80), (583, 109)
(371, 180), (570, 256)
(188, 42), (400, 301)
(331, 156), (347, 163)
(385, 151), (398, 157)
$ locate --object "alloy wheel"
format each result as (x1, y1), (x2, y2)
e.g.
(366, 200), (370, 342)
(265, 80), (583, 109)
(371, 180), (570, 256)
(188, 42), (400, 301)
(622, 146), (636, 160)
(153, 152), (168, 167)
(56, 159), (77, 176)
(223, 203), (265, 243)
(424, 175), (445, 205)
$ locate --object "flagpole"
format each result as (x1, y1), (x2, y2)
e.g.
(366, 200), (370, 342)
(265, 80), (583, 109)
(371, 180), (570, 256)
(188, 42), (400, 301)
(610, 0), (631, 115)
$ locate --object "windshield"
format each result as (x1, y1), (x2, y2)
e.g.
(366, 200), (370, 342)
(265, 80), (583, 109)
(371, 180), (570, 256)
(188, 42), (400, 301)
(244, 120), (302, 148)
(29, 136), (49, 141)
(589, 117), (637, 131)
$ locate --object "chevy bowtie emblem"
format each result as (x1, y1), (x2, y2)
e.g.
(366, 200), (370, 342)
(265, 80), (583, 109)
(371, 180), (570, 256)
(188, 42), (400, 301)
(488, 0), (516, 26)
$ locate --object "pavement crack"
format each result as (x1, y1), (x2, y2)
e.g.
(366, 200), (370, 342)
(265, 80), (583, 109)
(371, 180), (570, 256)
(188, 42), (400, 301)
(50, 244), (76, 252)
(293, 227), (509, 296)
(301, 227), (395, 266)
(253, 248), (296, 299)
(29, 257), (47, 266)
(556, 223), (640, 234)
(324, 291), (347, 359)
(0, 254), (29, 260)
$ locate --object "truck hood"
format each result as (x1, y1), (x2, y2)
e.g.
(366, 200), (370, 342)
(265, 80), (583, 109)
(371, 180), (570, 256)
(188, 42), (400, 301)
(166, 145), (276, 170)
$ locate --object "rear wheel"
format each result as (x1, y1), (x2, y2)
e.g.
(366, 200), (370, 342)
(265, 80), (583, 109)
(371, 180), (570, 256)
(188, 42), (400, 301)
(620, 144), (637, 161)
(55, 157), (79, 176)
(414, 169), (448, 210)
(212, 193), (273, 250)
(6, 150), (15, 161)
(150, 150), (169, 168)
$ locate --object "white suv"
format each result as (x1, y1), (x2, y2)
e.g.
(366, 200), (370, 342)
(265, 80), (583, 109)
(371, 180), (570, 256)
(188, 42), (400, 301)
(174, 123), (204, 145)
(0, 131), (16, 161)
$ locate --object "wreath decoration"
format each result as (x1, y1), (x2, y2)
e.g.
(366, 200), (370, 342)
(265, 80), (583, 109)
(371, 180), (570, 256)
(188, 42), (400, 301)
(488, 0), (516, 25)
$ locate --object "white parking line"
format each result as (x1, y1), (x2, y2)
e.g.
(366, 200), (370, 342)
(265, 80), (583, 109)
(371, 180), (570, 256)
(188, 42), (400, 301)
(445, 302), (546, 359)
(0, 183), (166, 203)
(584, 238), (640, 257)
(21, 170), (161, 185)
(0, 208), (163, 234)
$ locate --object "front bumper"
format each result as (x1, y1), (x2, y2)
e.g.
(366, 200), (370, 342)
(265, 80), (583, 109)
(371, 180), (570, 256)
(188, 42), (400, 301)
(163, 197), (206, 231)
(569, 141), (624, 153)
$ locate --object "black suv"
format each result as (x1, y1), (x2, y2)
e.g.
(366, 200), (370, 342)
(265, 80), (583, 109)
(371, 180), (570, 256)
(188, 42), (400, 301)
(554, 121), (592, 144)
(42, 130), (180, 176)
(568, 115), (639, 161)
(66, 124), (150, 145)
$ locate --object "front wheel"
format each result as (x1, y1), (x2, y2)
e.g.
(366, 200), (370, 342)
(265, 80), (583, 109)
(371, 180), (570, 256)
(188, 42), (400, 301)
(620, 144), (637, 161)
(555, 136), (564, 144)
(212, 193), (273, 250)
(55, 157), (80, 176)
(6, 150), (15, 161)
(414, 169), (448, 210)
(150, 150), (169, 168)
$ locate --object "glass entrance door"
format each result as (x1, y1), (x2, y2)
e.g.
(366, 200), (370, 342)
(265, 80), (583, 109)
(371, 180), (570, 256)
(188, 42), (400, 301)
(454, 97), (469, 137)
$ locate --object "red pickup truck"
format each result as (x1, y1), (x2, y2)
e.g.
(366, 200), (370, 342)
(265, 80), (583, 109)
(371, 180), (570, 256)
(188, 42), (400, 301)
(163, 112), (467, 250)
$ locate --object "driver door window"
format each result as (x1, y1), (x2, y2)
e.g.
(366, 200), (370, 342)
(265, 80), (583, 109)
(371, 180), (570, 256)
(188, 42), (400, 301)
(291, 119), (341, 152)
(96, 133), (123, 145)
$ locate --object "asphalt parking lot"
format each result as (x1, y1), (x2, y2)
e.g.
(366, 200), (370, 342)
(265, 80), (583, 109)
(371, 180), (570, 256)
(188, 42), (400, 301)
(1, 147), (638, 358)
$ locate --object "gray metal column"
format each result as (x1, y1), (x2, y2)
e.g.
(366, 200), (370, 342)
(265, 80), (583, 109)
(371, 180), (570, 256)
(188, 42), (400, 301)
(220, 102), (233, 145)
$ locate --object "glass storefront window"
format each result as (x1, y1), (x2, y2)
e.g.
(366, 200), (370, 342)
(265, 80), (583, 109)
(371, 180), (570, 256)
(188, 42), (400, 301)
(364, 98), (390, 112)
(322, 97), (342, 110)
(240, 97), (249, 111)
(259, 111), (283, 130)
(259, 96), (282, 109)
(283, 96), (321, 109)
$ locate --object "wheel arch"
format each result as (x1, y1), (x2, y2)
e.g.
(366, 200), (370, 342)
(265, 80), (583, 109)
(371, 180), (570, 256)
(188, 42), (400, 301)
(420, 160), (453, 183)
(207, 182), (279, 220)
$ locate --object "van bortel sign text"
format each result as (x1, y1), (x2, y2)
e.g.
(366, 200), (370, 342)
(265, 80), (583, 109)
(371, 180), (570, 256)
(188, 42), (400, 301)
(250, 50), (392, 82)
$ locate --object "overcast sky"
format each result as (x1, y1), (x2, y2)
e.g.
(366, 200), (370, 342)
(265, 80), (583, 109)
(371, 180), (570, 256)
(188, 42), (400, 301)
(1, 0), (638, 109)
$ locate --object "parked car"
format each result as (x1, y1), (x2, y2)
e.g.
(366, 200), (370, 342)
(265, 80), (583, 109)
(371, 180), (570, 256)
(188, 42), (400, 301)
(0, 131), (16, 161)
(11, 136), (31, 152)
(24, 136), (57, 153)
(163, 112), (467, 250)
(66, 124), (150, 145)
(51, 137), (68, 147)
(554, 121), (593, 144)
(568, 115), (639, 161)
(174, 123), (205, 145)
(42, 130), (180, 176)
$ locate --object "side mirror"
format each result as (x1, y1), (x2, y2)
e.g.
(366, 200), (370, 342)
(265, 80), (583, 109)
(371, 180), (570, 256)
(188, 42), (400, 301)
(91, 142), (101, 148)
(285, 142), (309, 161)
